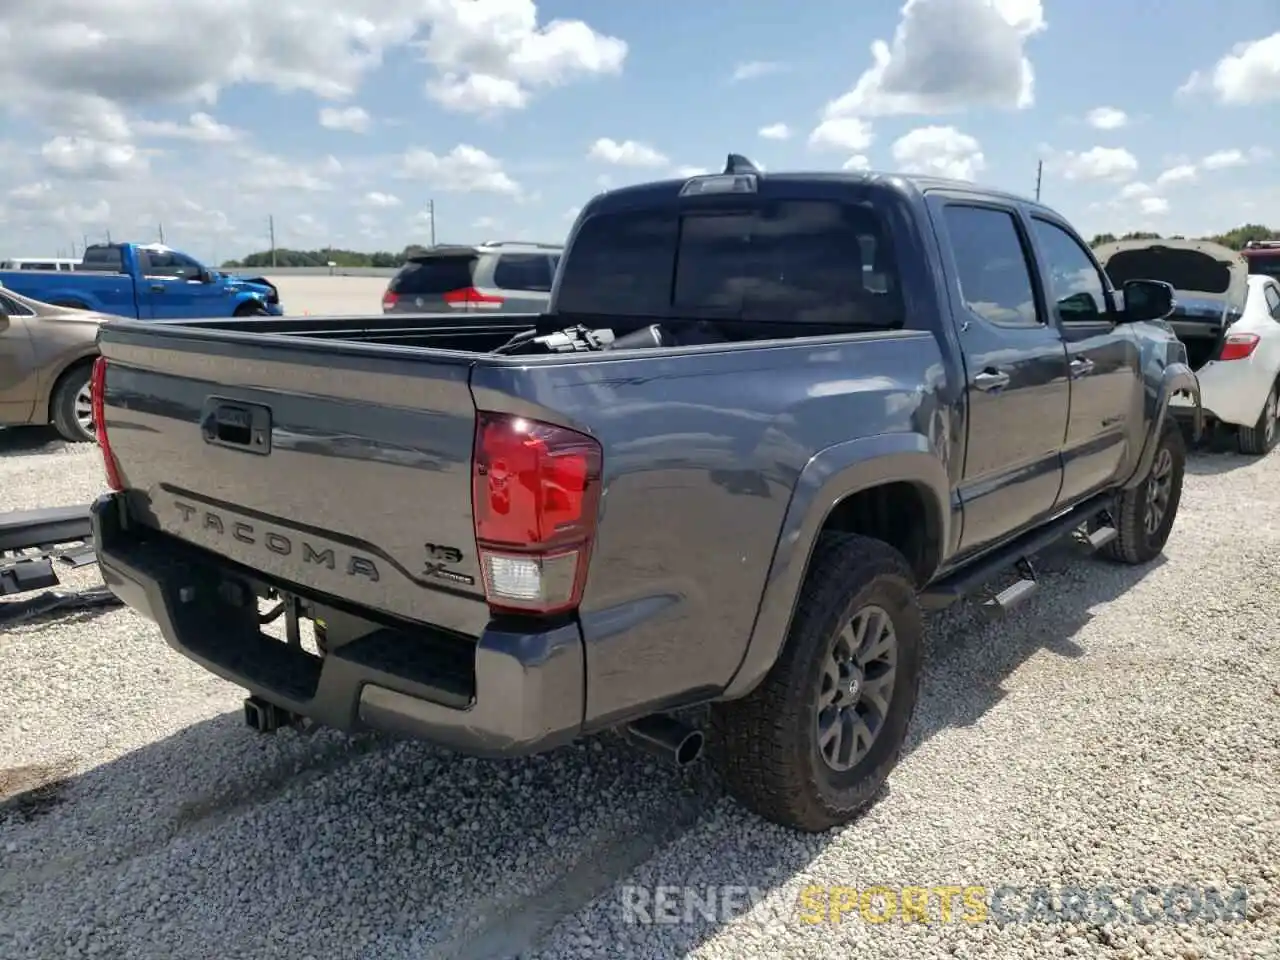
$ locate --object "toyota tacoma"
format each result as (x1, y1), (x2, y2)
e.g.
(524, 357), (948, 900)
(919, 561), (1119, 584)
(89, 157), (1199, 832)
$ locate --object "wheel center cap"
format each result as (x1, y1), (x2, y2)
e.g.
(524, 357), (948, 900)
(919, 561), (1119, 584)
(837, 671), (862, 701)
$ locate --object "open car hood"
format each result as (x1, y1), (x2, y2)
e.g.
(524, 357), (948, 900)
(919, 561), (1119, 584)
(1094, 238), (1247, 317)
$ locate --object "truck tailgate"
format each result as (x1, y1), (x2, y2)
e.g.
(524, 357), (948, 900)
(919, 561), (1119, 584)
(97, 324), (489, 637)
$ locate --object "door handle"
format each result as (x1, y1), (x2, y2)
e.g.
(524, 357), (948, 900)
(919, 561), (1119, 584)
(1070, 356), (1095, 377)
(150, 283), (165, 293)
(972, 369), (1011, 392)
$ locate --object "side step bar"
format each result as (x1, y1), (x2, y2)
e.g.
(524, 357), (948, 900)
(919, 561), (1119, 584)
(920, 494), (1117, 614)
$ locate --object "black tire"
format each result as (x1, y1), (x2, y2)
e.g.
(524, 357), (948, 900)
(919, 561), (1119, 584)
(1102, 417), (1185, 565)
(234, 302), (269, 318)
(710, 533), (924, 833)
(1237, 381), (1279, 455)
(50, 363), (95, 443)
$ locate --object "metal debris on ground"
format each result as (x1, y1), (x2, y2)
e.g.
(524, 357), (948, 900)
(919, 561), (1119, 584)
(0, 503), (122, 626)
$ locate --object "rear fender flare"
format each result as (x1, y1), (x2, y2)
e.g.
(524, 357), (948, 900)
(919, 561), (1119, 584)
(721, 433), (951, 699)
(1123, 362), (1200, 490)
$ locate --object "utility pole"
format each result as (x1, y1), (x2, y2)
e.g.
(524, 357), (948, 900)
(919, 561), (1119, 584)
(1034, 160), (1043, 202)
(105, 228), (113, 243)
(268, 215), (277, 268)
(158, 222), (165, 244)
(427, 199), (436, 247)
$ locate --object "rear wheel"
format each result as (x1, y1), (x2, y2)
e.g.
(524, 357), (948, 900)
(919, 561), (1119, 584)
(710, 534), (923, 832)
(1237, 381), (1279, 455)
(1102, 417), (1185, 565)
(234, 301), (270, 317)
(50, 363), (95, 443)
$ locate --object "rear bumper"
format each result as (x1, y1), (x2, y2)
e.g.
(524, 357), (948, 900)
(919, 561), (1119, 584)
(92, 493), (585, 757)
(1168, 358), (1271, 428)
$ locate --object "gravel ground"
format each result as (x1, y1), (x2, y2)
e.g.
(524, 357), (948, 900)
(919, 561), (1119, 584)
(1, 426), (1277, 960)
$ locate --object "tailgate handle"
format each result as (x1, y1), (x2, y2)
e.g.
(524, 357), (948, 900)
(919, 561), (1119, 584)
(201, 398), (272, 455)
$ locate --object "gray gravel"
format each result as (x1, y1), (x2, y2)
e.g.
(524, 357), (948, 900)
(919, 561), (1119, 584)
(1, 426), (1277, 959)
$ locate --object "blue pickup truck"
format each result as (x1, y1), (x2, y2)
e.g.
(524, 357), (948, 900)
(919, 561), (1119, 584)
(0, 243), (284, 320)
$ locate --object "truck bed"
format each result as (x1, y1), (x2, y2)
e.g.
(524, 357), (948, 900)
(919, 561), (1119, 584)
(94, 311), (937, 715)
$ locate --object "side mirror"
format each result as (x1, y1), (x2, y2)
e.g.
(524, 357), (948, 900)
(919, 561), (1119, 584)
(1121, 279), (1175, 323)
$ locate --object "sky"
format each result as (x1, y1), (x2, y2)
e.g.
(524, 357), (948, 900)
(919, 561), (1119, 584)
(0, 0), (1278, 266)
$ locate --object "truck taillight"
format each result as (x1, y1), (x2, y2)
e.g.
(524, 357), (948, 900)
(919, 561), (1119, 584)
(471, 412), (602, 615)
(91, 356), (124, 492)
(1219, 333), (1260, 362)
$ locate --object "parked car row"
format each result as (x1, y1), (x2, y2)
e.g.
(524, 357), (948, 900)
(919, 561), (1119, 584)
(6, 185), (1280, 462)
(1096, 238), (1280, 454)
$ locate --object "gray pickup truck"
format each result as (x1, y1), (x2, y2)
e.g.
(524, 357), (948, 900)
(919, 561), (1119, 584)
(89, 157), (1200, 832)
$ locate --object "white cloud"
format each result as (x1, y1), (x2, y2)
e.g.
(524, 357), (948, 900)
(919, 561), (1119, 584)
(1085, 106), (1128, 130)
(1118, 182), (1154, 200)
(400, 144), (521, 195)
(1092, 181), (1170, 223)
(0, 1), (626, 139)
(362, 191), (401, 208)
(842, 155), (871, 172)
(563, 206), (581, 221)
(808, 117), (874, 152)
(731, 60), (787, 82)
(673, 165), (709, 177)
(239, 151), (335, 192)
(1054, 146), (1139, 182)
(54, 199), (112, 227)
(1155, 164), (1197, 187)
(318, 106), (371, 133)
(891, 126), (985, 181)
(758, 123), (791, 141)
(40, 136), (147, 179)
(820, 0), (1044, 119)
(587, 137), (668, 167)
(7, 181), (56, 206)
(427, 74), (528, 114)
(1201, 149), (1248, 170)
(1181, 32), (1280, 105)
(134, 112), (240, 142)
(418, 1), (627, 115)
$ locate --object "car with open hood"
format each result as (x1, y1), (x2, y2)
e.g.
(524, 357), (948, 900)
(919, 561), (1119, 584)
(1096, 237), (1280, 454)
(0, 286), (104, 442)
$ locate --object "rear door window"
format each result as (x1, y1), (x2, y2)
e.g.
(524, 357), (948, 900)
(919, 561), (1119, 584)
(82, 247), (125, 272)
(492, 253), (554, 292)
(942, 205), (1041, 327)
(556, 199), (901, 327)
(1247, 256), (1280, 281)
(390, 256), (477, 295)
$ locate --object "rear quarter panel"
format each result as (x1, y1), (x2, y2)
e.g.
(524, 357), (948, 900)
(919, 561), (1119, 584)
(29, 317), (101, 415)
(470, 332), (954, 728)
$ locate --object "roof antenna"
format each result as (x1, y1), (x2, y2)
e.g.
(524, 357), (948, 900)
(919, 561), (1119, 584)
(723, 153), (759, 175)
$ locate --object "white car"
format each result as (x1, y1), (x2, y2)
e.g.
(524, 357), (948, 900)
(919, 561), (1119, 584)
(1096, 238), (1280, 455)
